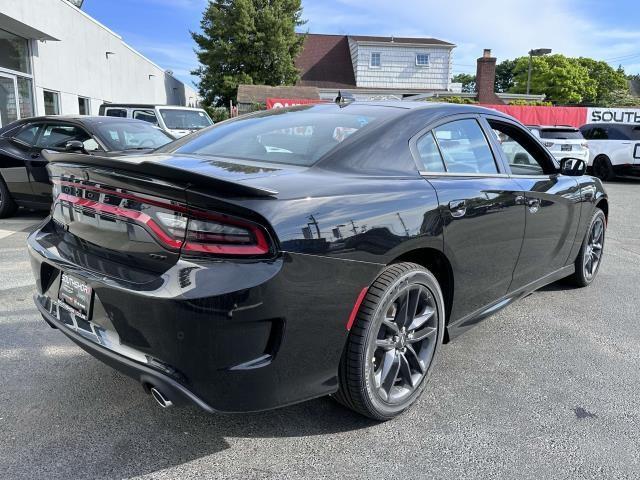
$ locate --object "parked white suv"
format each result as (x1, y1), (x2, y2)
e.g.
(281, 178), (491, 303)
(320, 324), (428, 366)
(579, 123), (640, 180)
(528, 125), (589, 163)
(98, 104), (213, 138)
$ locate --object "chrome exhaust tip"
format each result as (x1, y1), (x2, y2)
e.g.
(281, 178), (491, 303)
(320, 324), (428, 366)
(150, 387), (173, 408)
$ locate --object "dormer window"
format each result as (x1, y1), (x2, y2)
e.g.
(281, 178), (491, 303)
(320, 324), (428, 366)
(370, 52), (381, 68)
(416, 53), (430, 67)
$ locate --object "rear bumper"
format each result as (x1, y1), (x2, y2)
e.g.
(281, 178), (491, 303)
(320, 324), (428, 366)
(28, 218), (381, 412)
(35, 295), (216, 412)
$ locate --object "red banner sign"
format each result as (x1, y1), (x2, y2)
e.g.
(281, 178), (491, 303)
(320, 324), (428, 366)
(483, 105), (588, 127)
(266, 98), (325, 109)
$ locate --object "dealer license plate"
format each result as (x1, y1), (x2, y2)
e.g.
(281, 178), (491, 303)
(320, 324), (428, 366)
(58, 273), (93, 319)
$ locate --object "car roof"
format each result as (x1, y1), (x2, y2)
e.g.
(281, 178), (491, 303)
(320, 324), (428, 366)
(100, 103), (204, 110)
(16, 115), (149, 125)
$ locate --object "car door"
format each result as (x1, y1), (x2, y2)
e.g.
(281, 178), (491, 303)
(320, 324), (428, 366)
(487, 116), (582, 291)
(0, 122), (43, 203)
(411, 116), (526, 323)
(29, 122), (95, 201)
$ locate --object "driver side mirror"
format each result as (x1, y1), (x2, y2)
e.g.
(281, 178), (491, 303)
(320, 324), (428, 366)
(65, 140), (87, 153)
(560, 157), (586, 176)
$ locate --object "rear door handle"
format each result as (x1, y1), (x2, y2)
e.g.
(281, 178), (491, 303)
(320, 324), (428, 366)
(448, 199), (467, 218)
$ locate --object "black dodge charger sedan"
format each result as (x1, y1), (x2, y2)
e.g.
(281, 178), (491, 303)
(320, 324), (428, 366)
(28, 102), (607, 420)
(0, 116), (174, 217)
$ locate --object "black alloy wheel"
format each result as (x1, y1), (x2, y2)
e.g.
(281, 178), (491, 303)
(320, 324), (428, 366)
(569, 208), (606, 287)
(335, 262), (445, 420)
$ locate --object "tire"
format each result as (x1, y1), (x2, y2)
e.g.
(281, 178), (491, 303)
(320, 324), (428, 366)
(592, 155), (615, 181)
(568, 208), (606, 287)
(0, 175), (17, 219)
(334, 262), (445, 421)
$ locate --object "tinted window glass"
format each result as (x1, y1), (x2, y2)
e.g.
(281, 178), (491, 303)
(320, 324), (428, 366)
(589, 127), (608, 140)
(105, 108), (127, 118)
(433, 119), (497, 174)
(43, 91), (60, 115)
(540, 129), (583, 140)
(0, 28), (30, 74)
(37, 124), (91, 149)
(13, 124), (41, 146)
(94, 122), (173, 151)
(159, 109), (212, 130)
(605, 126), (630, 140)
(631, 126), (640, 140)
(133, 110), (158, 124)
(416, 132), (445, 172)
(173, 107), (385, 166)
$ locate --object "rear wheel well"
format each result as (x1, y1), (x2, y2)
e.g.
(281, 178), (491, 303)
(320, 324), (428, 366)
(595, 198), (608, 221)
(390, 248), (454, 341)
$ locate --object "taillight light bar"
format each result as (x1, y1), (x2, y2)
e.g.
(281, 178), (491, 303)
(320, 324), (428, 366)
(53, 179), (271, 257)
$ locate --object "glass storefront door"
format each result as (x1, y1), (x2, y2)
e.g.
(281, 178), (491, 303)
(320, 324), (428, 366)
(0, 72), (18, 128)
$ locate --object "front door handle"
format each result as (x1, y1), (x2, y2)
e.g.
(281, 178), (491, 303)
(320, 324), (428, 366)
(448, 199), (467, 218)
(526, 197), (541, 213)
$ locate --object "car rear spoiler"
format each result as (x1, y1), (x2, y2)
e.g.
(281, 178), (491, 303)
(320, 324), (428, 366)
(42, 150), (278, 198)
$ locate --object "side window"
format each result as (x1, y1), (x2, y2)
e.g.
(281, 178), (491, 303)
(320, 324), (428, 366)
(433, 119), (498, 174)
(490, 120), (551, 176)
(133, 110), (158, 125)
(415, 131), (445, 172)
(590, 127), (608, 140)
(580, 127), (592, 139)
(36, 124), (92, 149)
(105, 108), (127, 118)
(13, 124), (42, 146)
(607, 126), (630, 140)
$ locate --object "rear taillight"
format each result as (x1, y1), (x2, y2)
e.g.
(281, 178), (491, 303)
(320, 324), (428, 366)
(182, 215), (270, 256)
(53, 179), (272, 257)
(581, 142), (589, 150)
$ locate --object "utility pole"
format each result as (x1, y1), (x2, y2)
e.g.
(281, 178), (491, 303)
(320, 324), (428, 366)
(526, 48), (552, 95)
(307, 214), (321, 239)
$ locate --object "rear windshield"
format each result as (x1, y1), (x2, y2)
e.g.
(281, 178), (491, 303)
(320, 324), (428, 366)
(95, 122), (174, 151)
(171, 105), (389, 166)
(540, 129), (583, 140)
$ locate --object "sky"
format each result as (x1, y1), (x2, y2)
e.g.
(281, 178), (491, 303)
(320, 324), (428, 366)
(83, 0), (640, 88)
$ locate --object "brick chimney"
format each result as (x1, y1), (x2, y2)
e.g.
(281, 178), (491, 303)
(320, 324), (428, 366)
(476, 49), (503, 104)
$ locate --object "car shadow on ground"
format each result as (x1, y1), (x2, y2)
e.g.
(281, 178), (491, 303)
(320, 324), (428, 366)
(3, 318), (377, 479)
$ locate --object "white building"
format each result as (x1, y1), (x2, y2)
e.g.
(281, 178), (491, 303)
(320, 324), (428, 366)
(0, 0), (199, 128)
(296, 34), (456, 101)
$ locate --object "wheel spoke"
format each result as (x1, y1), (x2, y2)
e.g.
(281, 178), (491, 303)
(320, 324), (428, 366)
(395, 291), (410, 328)
(398, 353), (415, 387)
(404, 344), (426, 374)
(380, 350), (400, 393)
(375, 337), (396, 351)
(408, 326), (437, 344)
(382, 318), (399, 334)
(408, 306), (435, 331)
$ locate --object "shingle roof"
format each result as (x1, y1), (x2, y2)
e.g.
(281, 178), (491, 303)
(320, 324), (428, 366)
(349, 35), (455, 46)
(295, 34), (356, 88)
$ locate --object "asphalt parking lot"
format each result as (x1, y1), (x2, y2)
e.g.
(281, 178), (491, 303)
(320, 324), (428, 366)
(1, 181), (639, 480)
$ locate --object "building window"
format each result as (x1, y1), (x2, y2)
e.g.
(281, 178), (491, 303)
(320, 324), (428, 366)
(17, 77), (34, 118)
(370, 52), (381, 68)
(416, 53), (430, 67)
(78, 96), (90, 115)
(43, 90), (60, 115)
(0, 29), (31, 74)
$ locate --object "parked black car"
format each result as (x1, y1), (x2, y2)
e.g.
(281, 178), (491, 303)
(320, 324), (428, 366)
(0, 116), (175, 217)
(28, 103), (607, 420)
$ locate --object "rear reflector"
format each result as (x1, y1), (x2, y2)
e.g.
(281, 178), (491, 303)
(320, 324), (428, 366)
(53, 179), (271, 257)
(346, 287), (369, 331)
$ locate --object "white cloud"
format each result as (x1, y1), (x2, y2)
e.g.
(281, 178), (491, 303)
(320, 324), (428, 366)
(302, 0), (640, 74)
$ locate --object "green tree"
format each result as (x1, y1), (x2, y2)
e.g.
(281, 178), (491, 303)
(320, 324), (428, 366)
(511, 54), (596, 104)
(451, 73), (476, 93)
(192, 0), (306, 107)
(575, 58), (627, 104)
(495, 59), (516, 93)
